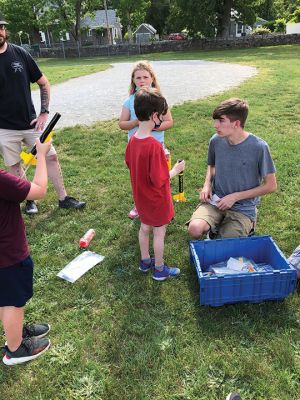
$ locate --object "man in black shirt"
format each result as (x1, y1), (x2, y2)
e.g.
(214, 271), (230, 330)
(0, 20), (85, 214)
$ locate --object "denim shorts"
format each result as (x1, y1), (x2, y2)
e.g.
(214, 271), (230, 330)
(0, 256), (33, 307)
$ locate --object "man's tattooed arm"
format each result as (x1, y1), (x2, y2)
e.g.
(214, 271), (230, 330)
(40, 82), (50, 110)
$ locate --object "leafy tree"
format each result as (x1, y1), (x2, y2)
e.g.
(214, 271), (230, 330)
(273, 0), (300, 18)
(0, 0), (44, 42)
(169, 0), (265, 38)
(167, 0), (216, 37)
(256, 0), (276, 20)
(112, 0), (151, 41)
(215, 0), (265, 38)
(288, 6), (300, 22)
(145, 0), (171, 36)
(39, 0), (100, 43)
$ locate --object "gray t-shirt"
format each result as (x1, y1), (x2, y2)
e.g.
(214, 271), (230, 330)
(208, 133), (276, 220)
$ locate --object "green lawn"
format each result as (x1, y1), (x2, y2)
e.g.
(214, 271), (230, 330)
(35, 57), (111, 86)
(1, 45), (300, 400)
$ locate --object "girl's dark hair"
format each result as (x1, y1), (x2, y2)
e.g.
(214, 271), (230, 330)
(134, 87), (168, 121)
(212, 98), (249, 128)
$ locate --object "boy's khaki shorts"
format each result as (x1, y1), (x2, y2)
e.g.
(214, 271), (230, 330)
(187, 203), (254, 238)
(0, 128), (56, 166)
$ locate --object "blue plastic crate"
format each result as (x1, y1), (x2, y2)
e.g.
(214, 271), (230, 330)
(189, 236), (297, 307)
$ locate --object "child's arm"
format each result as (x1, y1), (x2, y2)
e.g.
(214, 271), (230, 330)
(26, 139), (51, 200)
(118, 107), (139, 131)
(154, 109), (173, 132)
(169, 160), (185, 179)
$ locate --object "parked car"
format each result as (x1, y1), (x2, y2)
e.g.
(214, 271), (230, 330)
(168, 32), (187, 40)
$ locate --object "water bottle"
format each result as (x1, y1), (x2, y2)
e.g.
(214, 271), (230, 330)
(79, 229), (95, 248)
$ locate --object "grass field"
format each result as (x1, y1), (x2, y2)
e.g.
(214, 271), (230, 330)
(1, 45), (300, 400)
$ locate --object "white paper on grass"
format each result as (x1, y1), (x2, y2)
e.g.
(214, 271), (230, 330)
(57, 251), (105, 283)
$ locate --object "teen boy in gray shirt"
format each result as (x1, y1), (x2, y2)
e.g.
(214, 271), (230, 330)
(187, 98), (277, 239)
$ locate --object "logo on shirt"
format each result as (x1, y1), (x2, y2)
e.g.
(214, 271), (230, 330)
(11, 61), (24, 73)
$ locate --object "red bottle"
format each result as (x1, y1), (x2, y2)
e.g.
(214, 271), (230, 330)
(79, 229), (96, 248)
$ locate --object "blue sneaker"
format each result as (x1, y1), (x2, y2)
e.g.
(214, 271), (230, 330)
(139, 258), (154, 272)
(152, 265), (180, 281)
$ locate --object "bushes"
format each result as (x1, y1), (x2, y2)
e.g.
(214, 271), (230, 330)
(252, 27), (272, 35)
(274, 18), (286, 32)
(262, 19), (286, 33)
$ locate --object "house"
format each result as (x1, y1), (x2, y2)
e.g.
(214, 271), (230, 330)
(81, 9), (122, 44)
(229, 10), (252, 37)
(254, 18), (269, 29)
(133, 23), (158, 44)
(38, 9), (122, 46)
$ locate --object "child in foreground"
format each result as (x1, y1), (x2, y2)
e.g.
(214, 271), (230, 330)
(125, 87), (185, 281)
(119, 60), (173, 219)
(0, 138), (51, 365)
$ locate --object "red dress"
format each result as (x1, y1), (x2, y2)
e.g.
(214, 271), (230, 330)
(125, 135), (174, 226)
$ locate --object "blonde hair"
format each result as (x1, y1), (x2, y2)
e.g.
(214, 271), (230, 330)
(129, 60), (160, 94)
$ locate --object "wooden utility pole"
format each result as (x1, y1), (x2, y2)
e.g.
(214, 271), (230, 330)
(103, 0), (112, 45)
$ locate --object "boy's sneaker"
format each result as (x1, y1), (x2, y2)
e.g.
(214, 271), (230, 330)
(23, 323), (50, 339)
(3, 337), (50, 366)
(128, 206), (139, 219)
(59, 196), (86, 209)
(226, 393), (241, 400)
(25, 200), (38, 215)
(152, 265), (180, 281)
(139, 258), (154, 272)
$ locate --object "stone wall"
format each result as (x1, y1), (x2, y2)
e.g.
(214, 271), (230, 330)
(39, 34), (300, 58)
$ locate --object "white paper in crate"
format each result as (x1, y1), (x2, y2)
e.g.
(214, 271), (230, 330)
(57, 251), (105, 283)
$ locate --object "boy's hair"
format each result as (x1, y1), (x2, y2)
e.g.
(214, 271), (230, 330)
(212, 98), (249, 128)
(134, 87), (168, 122)
(129, 60), (160, 94)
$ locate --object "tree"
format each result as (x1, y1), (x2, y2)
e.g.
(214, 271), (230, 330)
(256, 0), (277, 20)
(145, 0), (171, 36)
(288, 6), (300, 22)
(170, 0), (265, 38)
(0, 0), (44, 43)
(273, 0), (300, 18)
(39, 0), (100, 43)
(167, 0), (216, 37)
(112, 0), (151, 41)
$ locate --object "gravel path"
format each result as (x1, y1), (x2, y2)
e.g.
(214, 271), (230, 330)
(32, 60), (257, 129)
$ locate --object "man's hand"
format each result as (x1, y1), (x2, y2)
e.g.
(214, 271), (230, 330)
(35, 137), (51, 157)
(200, 184), (212, 202)
(216, 193), (238, 210)
(30, 113), (48, 132)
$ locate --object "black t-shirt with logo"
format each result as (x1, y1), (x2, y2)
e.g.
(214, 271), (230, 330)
(0, 44), (43, 130)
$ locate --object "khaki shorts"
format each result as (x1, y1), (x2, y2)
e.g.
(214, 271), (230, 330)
(187, 203), (254, 238)
(0, 128), (56, 166)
